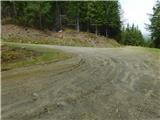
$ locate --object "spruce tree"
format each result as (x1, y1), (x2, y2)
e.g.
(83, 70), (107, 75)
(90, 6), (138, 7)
(149, 1), (160, 48)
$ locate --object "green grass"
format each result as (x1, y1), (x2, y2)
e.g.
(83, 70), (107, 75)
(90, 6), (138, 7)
(134, 46), (160, 55)
(2, 43), (72, 71)
(143, 47), (160, 60)
(143, 47), (160, 53)
(126, 46), (160, 53)
(126, 46), (160, 60)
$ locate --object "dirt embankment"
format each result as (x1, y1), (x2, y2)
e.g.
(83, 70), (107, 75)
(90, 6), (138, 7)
(1, 24), (120, 47)
(2, 43), (160, 120)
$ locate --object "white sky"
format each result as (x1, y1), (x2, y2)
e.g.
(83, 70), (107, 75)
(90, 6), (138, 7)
(119, 0), (156, 35)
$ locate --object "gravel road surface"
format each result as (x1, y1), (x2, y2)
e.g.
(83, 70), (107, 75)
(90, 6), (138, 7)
(2, 44), (160, 120)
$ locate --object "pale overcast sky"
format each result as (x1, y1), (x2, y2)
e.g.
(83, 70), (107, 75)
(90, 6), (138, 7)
(119, 0), (156, 35)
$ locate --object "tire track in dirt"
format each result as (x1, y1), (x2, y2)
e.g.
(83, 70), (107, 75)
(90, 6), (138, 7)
(2, 57), (87, 118)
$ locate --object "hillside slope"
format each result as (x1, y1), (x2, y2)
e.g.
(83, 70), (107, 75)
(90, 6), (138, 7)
(1, 24), (120, 47)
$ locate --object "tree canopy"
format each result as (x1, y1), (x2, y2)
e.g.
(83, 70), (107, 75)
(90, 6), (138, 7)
(149, 1), (160, 48)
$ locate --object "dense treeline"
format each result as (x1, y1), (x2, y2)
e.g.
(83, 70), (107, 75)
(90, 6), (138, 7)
(149, 1), (160, 48)
(1, 1), (121, 40)
(2, 2), (55, 29)
(121, 24), (144, 46)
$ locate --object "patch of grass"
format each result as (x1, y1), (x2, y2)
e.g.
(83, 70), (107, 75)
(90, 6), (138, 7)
(127, 46), (160, 61)
(126, 46), (160, 53)
(134, 46), (160, 56)
(143, 47), (160, 54)
(143, 47), (160, 61)
(1, 43), (72, 71)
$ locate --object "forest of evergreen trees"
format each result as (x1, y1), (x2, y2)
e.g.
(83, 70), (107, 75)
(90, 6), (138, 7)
(1, 1), (160, 48)
(121, 24), (144, 46)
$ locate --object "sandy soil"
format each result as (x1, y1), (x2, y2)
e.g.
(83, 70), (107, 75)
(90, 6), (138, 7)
(2, 43), (160, 120)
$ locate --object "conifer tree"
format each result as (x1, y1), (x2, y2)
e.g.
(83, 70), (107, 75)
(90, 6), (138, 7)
(149, 1), (160, 48)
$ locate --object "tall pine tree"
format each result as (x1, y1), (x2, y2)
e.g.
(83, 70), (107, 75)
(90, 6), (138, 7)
(149, 1), (160, 48)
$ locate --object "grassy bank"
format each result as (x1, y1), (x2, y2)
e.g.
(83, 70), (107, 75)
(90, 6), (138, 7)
(1, 43), (72, 71)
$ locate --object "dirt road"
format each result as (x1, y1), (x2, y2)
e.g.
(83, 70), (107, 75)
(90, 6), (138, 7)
(2, 44), (160, 120)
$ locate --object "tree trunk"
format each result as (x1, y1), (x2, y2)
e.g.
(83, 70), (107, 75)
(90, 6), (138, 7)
(87, 22), (89, 32)
(12, 2), (17, 20)
(39, 13), (42, 29)
(55, 1), (60, 31)
(77, 15), (80, 32)
(105, 27), (108, 37)
(95, 24), (98, 36)
(60, 14), (62, 30)
(38, 3), (42, 29)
